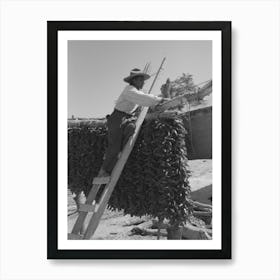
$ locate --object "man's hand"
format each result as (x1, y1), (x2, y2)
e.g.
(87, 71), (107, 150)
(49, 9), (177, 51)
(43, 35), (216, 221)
(159, 97), (171, 104)
(153, 97), (171, 112)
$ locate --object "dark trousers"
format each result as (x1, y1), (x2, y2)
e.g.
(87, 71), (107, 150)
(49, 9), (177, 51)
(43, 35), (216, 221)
(101, 109), (136, 174)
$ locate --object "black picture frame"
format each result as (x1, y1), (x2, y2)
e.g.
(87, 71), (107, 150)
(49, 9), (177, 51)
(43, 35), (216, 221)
(47, 21), (231, 259)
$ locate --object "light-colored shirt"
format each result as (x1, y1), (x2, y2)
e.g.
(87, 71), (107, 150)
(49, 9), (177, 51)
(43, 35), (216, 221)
(114, 85), (162, 114)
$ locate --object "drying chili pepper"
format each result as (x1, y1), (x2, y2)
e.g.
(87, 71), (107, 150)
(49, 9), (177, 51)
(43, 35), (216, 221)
(68, 116), (193, 226)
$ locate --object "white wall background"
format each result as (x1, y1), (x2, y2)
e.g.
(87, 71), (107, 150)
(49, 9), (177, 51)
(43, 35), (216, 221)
(0, 0), (279, 280)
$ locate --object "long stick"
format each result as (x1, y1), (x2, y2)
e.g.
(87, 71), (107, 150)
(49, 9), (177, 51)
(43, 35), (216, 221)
(148, 57), (166, 94)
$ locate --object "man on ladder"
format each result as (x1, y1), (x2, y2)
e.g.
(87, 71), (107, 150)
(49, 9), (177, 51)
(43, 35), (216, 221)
(96, 68), (170, 182)
(69, 60), (176, 239)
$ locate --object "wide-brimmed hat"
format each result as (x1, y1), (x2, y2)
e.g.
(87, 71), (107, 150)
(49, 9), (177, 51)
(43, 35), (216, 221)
(123, 68), (151, 83)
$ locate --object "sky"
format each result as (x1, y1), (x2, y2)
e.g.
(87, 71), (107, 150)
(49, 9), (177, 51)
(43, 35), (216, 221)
(68, 40), (212, 118)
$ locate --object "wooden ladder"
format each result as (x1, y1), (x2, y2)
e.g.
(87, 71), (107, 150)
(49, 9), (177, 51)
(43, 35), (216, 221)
(68, 58), (166, 240)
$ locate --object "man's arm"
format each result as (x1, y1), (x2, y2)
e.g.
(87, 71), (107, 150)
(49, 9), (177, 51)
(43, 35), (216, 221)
(124, 86), (164, 107)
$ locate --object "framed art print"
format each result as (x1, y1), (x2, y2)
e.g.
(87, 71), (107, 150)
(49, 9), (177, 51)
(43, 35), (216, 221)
(47, 21), (231, 259)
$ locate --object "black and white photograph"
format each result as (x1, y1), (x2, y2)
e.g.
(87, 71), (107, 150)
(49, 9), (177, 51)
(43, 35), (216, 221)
(47, 21), (231, 259)
(3, 0), (280, 278)
(68, 40), (213, 240)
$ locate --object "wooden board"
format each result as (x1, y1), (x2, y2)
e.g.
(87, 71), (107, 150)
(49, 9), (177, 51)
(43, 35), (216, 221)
(79, 204), (96, 213)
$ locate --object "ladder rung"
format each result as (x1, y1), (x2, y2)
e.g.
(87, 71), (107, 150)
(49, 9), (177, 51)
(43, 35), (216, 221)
(92, 176), (110, 185)
(79, 203), (96, 213)
(68, 233), (82, 240)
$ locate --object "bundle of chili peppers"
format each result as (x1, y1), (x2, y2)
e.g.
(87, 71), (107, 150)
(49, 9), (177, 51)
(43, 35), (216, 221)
(68, 116), (193, 226)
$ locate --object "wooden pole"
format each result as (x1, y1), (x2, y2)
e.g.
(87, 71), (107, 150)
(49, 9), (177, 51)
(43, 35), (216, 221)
(148, 58), (165, 94)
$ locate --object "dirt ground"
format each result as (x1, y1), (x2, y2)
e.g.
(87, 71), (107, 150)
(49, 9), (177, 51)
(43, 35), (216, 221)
(68, 159), (212, 240)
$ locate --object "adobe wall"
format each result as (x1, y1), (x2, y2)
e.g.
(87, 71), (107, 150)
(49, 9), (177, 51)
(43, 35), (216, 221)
(183, 106), (212, 159)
